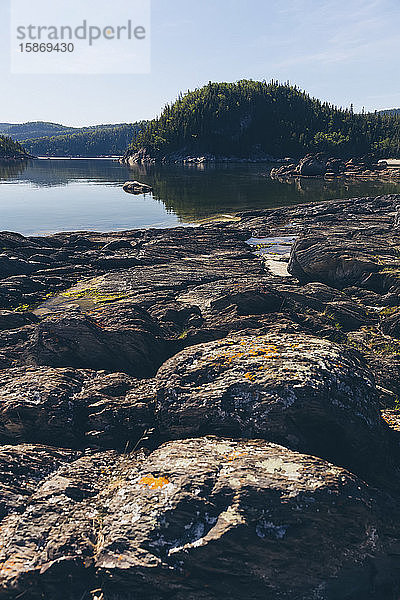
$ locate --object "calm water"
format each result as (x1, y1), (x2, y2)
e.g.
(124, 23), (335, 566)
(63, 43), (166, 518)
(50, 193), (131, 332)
(1, 158), (400, 236)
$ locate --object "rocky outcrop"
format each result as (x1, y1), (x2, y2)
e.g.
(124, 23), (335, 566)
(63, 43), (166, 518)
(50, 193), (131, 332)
(1, 194), (400, 598)
(122, 149), (276, 165)
(288, 234), (381, 288)
(270, 153), (400, 180)
(24, 312), (169, 378)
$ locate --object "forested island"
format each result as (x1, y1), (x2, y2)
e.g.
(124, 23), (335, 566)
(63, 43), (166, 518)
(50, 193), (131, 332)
(123, 80), (400, 163)
(380, 109), (400, 116)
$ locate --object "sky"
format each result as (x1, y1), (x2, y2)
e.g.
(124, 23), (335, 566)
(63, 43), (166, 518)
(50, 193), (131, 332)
(1, 0), (400, 126)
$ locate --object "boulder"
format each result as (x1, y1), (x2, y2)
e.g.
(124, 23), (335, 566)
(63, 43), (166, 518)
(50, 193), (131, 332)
(288, 235), (381, 288)
(97, 438), (400, 600)
(155, 332), (391, 482)
(325, 157), (345, 174)
(1, 438), (398, 600)
(296, 153), (327, 176)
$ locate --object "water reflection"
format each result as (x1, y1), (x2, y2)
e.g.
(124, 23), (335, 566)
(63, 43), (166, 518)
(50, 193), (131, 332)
(1, 158), (400, 235)
(125, 162), (400, 221)
(0, 160), (30, 181)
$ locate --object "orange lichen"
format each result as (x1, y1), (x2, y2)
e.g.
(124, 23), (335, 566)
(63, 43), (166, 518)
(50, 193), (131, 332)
(244, 372), (255, 381)
(224, 451), (248, 461)
(139, 474), (170, 490)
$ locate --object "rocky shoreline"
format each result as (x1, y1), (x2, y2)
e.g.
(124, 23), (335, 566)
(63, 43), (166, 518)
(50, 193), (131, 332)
(2, 194), (400, 598)
(271, 153), (400, 181)
(122, 148), (279, 165)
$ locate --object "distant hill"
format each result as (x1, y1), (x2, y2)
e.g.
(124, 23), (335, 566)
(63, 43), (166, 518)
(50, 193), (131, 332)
(0, 135), (31, 159)
(124, 80), (400, 162)
(0, 122), (77, 141)
(23, 122), (146, 157)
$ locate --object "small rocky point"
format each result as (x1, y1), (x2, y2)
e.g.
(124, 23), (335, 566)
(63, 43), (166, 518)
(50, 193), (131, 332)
(2, 194), (400, 599)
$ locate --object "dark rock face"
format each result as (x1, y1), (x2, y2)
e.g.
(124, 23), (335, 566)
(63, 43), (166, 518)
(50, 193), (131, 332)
(1, 194), (400, 598)
(0, 310), (37, 331)
(0, 449), (117, 599)
(0, 367), (86, 446)
(381, 310), (400, 339)
(0, 254), (37, 278)
(0, 444), (78, 517)
(25, 312), (168, 378)
(288, 235), (381, 288)
(0, 367), (155, 450)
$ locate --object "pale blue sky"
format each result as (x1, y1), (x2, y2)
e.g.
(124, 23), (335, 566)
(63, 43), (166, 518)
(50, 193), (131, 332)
(1, 0), (400, 126)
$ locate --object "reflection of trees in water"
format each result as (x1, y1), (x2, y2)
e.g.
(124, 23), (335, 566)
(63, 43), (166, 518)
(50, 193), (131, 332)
(2, 159), (400, 225)
(126, 163), (277, 221)
(0, 159), (132, 188)
(0, 160), (29, 181)
(126, 163), (400, 222)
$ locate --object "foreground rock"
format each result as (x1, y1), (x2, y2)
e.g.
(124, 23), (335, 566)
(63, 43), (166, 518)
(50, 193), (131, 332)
(1, 438), (399, 600)
(155, 332), (392, 484)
